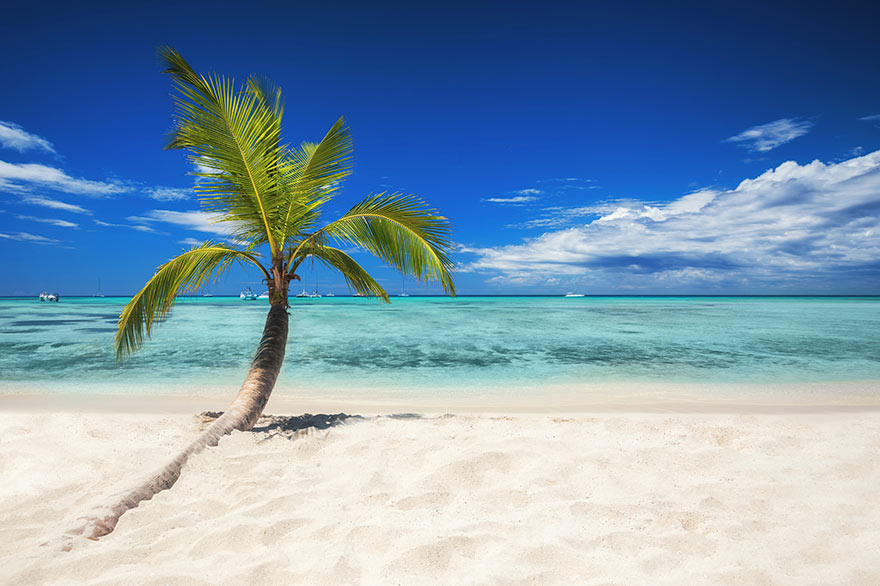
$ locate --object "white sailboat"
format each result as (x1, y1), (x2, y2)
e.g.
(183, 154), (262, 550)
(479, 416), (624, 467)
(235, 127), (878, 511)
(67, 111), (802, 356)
(564, 292), (585, 298)
(240, 288), (258, 300)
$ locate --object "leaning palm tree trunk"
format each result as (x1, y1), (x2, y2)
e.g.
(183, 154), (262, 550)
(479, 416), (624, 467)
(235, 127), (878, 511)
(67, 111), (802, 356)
(70, 304), (289, 541)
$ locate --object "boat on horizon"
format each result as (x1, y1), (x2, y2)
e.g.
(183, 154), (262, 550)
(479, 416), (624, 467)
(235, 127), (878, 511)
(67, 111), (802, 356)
(257, 291), (269, 299)
(564, 292), (585, 298)
(39, 291), (59, 302)
(240, 288), (258, 300)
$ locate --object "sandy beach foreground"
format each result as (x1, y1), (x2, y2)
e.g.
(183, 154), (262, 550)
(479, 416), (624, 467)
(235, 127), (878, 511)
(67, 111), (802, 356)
(2, 405), (879, 585)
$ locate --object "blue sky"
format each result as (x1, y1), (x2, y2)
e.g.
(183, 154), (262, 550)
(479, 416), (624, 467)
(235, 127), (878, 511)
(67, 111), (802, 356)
(1, 1), (879, 295)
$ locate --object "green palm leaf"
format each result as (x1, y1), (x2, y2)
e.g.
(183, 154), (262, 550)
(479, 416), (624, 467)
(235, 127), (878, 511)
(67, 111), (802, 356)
(115, 242), (269, 359)
(293, 245), (389, 301)
(159, 46), (289, 255)
(277, 117), (353, 245)
(292, 192), (455, 295)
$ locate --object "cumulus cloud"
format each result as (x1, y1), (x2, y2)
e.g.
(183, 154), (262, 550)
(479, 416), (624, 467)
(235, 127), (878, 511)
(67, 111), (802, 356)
(21, 195), (90, 214)
(724, 118), (814, 152)
(16, 215), (78, 228)
(0, 121), (55, 153)
(144, 186), (191, 201)
(462, 150), (880, 291)
(0, 160), (129, 196)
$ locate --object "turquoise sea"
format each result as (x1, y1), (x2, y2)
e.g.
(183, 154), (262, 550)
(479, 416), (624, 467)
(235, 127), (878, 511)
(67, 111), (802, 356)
(1, 296), (879, 401)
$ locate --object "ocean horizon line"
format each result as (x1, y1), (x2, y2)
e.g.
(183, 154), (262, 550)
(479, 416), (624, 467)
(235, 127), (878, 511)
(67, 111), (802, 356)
(3, 293), (880, 299)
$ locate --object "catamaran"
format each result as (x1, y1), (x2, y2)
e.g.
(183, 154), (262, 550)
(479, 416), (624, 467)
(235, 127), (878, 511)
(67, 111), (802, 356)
(240, 288), (258, 300)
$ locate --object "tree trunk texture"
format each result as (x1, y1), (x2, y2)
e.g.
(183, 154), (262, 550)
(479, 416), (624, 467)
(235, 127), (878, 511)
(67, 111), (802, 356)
(65, 303), (289, 544)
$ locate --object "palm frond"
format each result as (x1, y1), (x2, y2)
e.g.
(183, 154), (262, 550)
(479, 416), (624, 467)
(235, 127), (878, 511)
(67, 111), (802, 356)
(295, 245), (389, 301)
(159, 46), (290, 255)
(247, 75), (284, 120)
(115, 242), (268, 359)
(276, 117), (353, 245)
(292, 192), (455, 295)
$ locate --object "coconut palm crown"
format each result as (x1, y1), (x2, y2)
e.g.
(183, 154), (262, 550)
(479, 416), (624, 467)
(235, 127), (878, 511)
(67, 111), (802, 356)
(116, 47), (455, 360)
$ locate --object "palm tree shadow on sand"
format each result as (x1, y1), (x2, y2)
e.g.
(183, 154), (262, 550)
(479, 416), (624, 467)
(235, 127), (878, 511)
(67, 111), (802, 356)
(199, 411), (431, 441)
(200, 411), (365, 440)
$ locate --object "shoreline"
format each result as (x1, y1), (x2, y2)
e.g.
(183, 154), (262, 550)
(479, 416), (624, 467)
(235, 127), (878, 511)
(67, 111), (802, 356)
(2, 379), (879, 414)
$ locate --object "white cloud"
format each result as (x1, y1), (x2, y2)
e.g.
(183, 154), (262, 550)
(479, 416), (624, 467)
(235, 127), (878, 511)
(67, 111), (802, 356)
(0, 160), (129, 196)
(93, 218), (155, 232)
(483, 195), (539, 204)
(144, 186), (191, 201)
(128, 209), (236, 236)
(0, 121), (55, 153)
(179, 237), (204, 246)
(21, 195), (90, 214)
(16, 215), (78, 228)
(463, 150), (880, 291)
(0, 231), (58, 244)
(724, 118), (814, 152)
(514, 188), (543, 195)
(130, 224), (157, 233)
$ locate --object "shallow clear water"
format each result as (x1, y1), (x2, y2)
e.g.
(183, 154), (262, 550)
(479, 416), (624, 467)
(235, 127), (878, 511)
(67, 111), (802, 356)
(1, 296), (879, 397)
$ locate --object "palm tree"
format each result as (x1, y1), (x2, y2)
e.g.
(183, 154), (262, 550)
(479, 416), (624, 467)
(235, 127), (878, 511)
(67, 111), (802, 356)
(71, 47), (455, 542)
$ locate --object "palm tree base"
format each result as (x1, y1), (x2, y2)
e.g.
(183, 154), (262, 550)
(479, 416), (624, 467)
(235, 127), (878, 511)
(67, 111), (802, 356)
(63, 304), (289, 544)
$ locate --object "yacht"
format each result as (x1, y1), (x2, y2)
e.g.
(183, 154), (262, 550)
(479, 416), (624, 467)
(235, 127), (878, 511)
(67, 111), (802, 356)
(39, 291), (59, 302)
(240, 288), (258, 300)
(296, 289), (308, 298)
(325, 292), (335, 297)
(564, 292), (585, 298)
(257, 291), (270, 300)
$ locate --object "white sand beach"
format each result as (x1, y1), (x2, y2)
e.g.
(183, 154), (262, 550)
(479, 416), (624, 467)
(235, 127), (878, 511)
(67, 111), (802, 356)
(2, 395), (880, 585)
